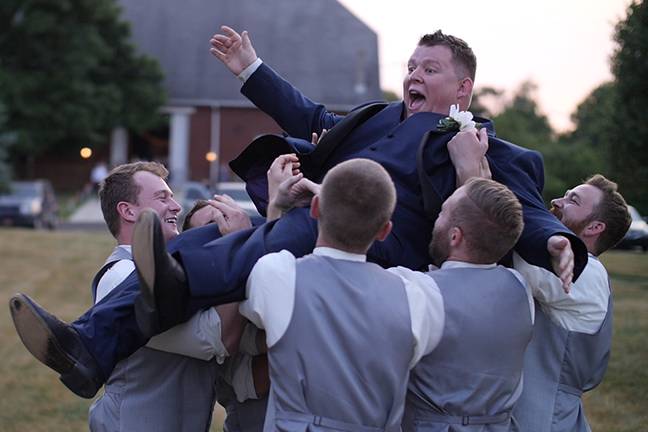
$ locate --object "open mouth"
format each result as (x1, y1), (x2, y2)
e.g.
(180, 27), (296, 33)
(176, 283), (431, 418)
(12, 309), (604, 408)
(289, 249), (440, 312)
(408, 89), (426, 111)
(163, 216), (178, 226)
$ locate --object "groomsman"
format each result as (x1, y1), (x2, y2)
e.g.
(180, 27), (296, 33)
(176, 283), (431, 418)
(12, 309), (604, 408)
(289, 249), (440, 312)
(393, 176), (533, 431)
(512, 175), (631, 432)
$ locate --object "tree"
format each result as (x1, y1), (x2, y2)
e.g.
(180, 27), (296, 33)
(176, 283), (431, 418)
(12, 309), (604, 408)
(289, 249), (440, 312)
(490, 81), (600, 202)
(0, 100), (13, 192)
(610, 0), (648, 212)
(0, 0), (165, 159)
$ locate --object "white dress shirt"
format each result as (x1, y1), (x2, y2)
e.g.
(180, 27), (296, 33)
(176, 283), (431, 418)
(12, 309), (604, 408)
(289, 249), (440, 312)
(240, 247), (445, 368)
(513, 252), (609, 334)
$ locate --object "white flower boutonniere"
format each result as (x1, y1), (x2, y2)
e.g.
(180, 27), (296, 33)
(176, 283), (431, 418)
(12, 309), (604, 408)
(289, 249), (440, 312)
(436, 104), (482, 132)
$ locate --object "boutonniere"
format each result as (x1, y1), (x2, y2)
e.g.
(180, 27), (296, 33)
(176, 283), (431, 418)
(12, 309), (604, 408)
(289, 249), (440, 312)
(436, 104), (482, 132)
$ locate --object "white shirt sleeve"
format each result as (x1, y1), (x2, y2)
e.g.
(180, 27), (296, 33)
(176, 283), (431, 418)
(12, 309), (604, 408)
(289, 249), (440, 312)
(388, 266), (445, 368)
(239, 250), (296, 348)
(513, 253), (609, 334)
(237, 58), (263, 83)
(145, 308), (228, 362)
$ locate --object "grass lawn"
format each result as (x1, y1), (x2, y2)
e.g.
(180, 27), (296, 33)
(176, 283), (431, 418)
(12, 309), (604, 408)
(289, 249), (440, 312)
(0, 229), (646, 431)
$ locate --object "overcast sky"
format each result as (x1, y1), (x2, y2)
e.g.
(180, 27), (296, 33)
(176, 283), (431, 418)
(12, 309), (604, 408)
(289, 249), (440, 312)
(338, 0), (632, 131)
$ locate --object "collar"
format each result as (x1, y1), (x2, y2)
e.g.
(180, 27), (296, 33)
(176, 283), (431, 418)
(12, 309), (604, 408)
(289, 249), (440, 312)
(440, 260), (497, 270)
(117, 245), (132, 253)
(313, 247), (366, 262)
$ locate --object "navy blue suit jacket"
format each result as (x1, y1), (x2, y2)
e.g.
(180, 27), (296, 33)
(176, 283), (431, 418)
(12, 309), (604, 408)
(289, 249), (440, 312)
(178, 63), (585, 300)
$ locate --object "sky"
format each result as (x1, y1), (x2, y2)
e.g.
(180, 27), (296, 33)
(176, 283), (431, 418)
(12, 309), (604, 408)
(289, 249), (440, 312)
(338, 0), (633, 131)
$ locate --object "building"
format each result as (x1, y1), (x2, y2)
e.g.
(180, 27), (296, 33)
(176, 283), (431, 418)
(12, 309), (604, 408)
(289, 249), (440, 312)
(111, 0), (381, 188)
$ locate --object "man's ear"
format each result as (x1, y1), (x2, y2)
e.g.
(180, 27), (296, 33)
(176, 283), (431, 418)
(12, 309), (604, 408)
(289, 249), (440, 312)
(310, 195), (320, 220)
(457, 77), (474, 106)
(117, 201), (137, 223)
(375, 221), (393, 242)
(584, 220), (606, 237)
(449, 226), (463, 247)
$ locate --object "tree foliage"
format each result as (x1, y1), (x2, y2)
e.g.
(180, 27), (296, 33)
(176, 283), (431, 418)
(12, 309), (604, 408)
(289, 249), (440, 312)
(487, 81), (606, 203)
(0, 0), (165, 158)
(610, 0), (648, 212)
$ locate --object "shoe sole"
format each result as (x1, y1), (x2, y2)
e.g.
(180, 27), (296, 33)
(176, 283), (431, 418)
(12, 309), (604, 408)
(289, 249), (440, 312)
(9, 294), (74, 375)
(132, 209), (158, 310)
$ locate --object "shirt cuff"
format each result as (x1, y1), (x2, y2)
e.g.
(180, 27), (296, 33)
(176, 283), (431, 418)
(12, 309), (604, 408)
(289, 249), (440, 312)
(237, 58), (263, 83)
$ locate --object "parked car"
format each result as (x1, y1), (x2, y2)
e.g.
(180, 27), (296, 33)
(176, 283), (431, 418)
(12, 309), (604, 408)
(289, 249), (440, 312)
(0, 180), (59, 229)
(615, 205), (648, 251)
(214, 182), (261, 218)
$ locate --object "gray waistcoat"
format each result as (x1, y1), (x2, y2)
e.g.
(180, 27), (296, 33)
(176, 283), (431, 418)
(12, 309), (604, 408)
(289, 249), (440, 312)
(89, 247), (220, 432)
(513, 264), (613, 432)
(266, 254), (414, 432)
(403, 266), (533, 432)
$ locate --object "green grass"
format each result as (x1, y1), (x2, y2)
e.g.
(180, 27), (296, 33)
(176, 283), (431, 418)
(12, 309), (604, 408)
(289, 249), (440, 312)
(0, 230), (646, 430)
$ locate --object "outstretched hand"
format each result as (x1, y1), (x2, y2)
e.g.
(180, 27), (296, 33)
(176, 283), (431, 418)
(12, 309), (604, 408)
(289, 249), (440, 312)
(209, 26), (258, 75)
(547, 235), (574, 293)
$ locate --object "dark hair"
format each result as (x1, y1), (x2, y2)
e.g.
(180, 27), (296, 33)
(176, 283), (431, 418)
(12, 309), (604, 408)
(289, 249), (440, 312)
(181, 199), (211, 232)
(585, 174), (631, 255)
(452, 178), (524, 263)
(418, 30), (477, 81)
(318, 159), (396, 252)
(99, 161), (168, 238)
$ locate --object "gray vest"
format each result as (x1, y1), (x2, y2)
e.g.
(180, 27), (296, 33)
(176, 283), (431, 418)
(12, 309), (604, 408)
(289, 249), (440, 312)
(89, 247), (220, 432)
(266, 254), (414, 432)
(403, 266), (533, 432)
(513, 260), (613, 432)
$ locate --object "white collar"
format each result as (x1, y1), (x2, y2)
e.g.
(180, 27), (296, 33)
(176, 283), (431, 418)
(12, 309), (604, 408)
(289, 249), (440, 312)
(117, 244), (132, 253)
(440, 260), (497, 270)
(313, 246), (366, 262)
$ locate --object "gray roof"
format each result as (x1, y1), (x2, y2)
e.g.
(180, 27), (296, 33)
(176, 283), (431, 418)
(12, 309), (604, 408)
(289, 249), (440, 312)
(117, 0), (382, 109)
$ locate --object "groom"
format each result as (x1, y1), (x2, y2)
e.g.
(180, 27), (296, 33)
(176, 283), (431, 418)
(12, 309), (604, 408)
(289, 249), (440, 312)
(11, 26), (586, 398)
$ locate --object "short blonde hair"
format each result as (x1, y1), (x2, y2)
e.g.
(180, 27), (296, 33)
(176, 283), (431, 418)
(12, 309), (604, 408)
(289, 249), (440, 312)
(452, 178), (524, 263)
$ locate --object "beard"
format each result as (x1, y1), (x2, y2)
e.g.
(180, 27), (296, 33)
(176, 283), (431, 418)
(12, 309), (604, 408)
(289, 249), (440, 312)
(551, 206), (589, 235)
(429, 226), (451, 268)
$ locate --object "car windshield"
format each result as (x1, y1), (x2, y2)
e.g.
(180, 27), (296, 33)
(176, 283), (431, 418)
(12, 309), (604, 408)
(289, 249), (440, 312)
(8, 182), (40, 198)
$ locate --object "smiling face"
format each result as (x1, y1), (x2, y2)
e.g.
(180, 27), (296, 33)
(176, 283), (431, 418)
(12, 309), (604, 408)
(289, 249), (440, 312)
(551, 184), (603, 235)
(132, 171), (182, 241)
(403, 44), (470, 118)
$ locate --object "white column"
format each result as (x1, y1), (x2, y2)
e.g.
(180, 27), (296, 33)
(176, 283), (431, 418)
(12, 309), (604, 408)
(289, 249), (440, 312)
(110, 127), (128, 167)
(209, 107), (221, 187)
(164, 107), (195, 188)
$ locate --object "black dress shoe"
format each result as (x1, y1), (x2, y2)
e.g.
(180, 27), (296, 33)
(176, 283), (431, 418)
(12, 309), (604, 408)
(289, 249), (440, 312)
(9, 293), (104, 398)
(132, 209), (189, 335)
